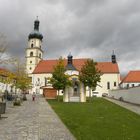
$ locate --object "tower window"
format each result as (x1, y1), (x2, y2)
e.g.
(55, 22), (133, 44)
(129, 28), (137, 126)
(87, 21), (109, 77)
(30, 61), (32, 63)
(31, 43), (33, 48)
(107, 82), (110, 89)
(39, 53), (41, 58)
(30, 67), (32, 70)
(30, 52), (33, 56)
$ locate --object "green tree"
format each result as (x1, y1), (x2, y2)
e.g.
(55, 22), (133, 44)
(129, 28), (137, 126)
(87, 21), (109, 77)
(50, 57), (71, 101)
(13, 59), (31, 93)
(79, 59), (101, 101)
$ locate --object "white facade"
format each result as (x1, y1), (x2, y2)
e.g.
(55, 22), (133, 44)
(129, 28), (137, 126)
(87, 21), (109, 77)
(31, 72), (120, 97)
(91, 73), (120, 97)
(32, 73), (52, 94)
(0, 82), (13, 93)
(120, 82), (140, 89)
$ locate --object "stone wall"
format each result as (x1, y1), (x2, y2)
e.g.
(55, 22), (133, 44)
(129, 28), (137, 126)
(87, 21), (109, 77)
(109, 87), (140, 105)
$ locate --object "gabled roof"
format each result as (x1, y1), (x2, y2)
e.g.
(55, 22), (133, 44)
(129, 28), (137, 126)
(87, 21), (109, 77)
(33, 59), (119, 74)
(122, 71), (140, 83)
(0, 68), (10, 76)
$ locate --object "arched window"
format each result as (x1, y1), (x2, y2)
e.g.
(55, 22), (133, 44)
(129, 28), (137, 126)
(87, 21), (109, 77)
(39, 53), (41, 58)
(31, 43), (33, 48)
(107, 82), (110, 89)
(30, 52), (33, 56)
(30, 61), (32, 64)
(30, 67), (32, 70)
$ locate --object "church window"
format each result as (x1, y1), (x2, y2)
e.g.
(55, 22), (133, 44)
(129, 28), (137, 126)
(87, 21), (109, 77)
(30, 67), (32, 70)
(31, 43), (33, 48)
(114, 82), (116, 87)
(45, 77), (47, 85)
(38, 78), (40, 81)
(30, 61), (32, 63)
(30, 52), (33, 56)
(107, 82), (110, 89)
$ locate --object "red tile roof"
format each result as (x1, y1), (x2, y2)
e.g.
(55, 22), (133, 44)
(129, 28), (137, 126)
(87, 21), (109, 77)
(122, 71), (140, 83)
(33, 59), (119, 74)
(0, 68), (10, 76)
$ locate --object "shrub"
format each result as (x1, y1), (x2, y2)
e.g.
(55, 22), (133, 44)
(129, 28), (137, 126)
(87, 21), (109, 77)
(13, 100), (21, 106)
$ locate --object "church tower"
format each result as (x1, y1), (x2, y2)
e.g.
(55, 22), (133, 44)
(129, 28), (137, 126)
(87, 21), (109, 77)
(26, 17), (43, 76)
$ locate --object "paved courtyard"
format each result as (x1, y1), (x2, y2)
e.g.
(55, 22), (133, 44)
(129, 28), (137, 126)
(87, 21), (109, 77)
(0, 95), (75, 140)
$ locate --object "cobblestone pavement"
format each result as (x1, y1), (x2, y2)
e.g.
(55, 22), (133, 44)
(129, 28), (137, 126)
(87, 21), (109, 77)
(104, 97), (140, 115)
(0, 95), (75, 140)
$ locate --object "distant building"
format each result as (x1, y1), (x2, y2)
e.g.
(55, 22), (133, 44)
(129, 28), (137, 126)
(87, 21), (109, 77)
(26, 19), (121, 102)
(0, 68), (16, 93)
(120, 71), (140, 88)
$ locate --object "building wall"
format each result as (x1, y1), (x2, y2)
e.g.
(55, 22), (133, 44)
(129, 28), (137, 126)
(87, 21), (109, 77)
(109, 86), (140, 105)
(120, 82), (140, 88)
(32, 72), (120, 97)
(32, 73), (52, 94)
(85, 73), (120, 97)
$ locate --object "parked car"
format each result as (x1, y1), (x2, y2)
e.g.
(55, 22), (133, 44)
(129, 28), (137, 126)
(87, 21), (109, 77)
(102, 93), (108, 97)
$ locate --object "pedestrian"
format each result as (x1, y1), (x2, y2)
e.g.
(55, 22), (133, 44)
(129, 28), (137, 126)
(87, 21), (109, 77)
(32, 92), (36, 101)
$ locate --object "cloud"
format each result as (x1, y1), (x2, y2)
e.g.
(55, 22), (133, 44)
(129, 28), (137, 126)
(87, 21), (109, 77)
(0, 0), (140, 74)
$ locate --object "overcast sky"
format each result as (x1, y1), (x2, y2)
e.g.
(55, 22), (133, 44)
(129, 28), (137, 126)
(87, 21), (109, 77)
(0, 0), (140, 74)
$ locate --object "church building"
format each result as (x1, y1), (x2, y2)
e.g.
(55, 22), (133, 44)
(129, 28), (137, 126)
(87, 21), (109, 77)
(26, 19), (121, 102)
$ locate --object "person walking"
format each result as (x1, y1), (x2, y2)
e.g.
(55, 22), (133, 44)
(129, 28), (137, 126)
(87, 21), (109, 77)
(32, 92), (36, 101)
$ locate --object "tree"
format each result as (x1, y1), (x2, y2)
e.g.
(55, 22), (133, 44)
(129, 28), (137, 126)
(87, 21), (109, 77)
(13, 59), (31, 93)
(79, 59), (101, 101)
(50, 57), (71, 101)
(0, 34), (16, 64)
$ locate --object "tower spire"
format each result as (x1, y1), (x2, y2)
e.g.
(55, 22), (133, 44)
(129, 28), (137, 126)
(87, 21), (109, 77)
(34, 16), (40, 31)
(111, 50), (116, 63)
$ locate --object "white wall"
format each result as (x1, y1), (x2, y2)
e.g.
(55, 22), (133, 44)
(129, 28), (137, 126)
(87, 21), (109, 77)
(26, 38), (43, 74)
(109, 86), (140, 105)
(32, 73), (52, 94)
(32, 72), (120, 97)
(86, 73), (120, 97)
(0, 82), (16, 93)
(121, 82), (140, 88)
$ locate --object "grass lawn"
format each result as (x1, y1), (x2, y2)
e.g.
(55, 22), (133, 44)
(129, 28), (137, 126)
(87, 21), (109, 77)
(48, 98), (140, 140)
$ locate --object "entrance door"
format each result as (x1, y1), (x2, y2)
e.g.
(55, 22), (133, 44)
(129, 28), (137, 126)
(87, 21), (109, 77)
(73, 81), (79, 96)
